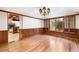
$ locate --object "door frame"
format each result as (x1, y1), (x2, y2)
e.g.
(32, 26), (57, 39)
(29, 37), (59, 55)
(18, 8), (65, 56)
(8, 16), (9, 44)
(7, 13), (23, 43)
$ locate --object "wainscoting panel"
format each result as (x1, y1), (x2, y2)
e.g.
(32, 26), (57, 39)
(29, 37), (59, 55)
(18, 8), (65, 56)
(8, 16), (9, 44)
(0, 30), (8, 44)
(19, 28), (45, 40)
(44, 28), (79, 43)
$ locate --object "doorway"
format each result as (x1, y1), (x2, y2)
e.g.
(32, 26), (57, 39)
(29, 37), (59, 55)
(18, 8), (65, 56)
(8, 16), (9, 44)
(8, 13), (20, 43)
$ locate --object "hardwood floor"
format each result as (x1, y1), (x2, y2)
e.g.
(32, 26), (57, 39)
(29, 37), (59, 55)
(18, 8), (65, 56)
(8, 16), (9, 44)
(0, 35), (79, 52)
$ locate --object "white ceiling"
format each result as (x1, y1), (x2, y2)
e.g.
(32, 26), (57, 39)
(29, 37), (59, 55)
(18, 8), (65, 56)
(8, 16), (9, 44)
(0, 7), (79, 19)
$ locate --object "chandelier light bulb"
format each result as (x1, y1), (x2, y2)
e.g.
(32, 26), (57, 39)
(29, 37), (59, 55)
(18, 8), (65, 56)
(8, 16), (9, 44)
(39, 7), (50, 16)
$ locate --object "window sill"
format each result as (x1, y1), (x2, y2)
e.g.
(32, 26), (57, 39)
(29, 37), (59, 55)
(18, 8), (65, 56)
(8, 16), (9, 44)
(49, 30), (75, 34)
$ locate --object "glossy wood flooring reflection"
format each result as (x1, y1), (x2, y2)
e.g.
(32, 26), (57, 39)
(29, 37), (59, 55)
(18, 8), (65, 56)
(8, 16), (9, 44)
(0, 35), (79, 52)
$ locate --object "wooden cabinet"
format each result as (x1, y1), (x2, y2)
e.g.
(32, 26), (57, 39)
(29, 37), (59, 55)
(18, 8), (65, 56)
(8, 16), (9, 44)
(13, 27), (18, 33)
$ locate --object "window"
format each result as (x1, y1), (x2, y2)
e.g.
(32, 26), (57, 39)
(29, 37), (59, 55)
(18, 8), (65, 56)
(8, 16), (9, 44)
(64, 16), (69, 32)
(56, 18), (63, 32)
(50, 19), (55, 31)
(50, 18), (63, 32)
(69, 16), (75, 32)
(50, 15), (75, 33)
(64, 16), (75, 32)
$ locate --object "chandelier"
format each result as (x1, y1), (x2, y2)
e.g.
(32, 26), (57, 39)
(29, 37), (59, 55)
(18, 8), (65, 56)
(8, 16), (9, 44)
(39, 7), (50, 16)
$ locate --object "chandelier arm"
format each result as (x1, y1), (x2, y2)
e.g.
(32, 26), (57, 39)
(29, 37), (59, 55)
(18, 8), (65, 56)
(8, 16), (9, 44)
(39, 7), (50, 16)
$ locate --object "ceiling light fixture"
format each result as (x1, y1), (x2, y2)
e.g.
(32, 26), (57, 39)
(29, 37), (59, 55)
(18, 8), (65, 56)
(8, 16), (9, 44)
(39, 7), (50, 16)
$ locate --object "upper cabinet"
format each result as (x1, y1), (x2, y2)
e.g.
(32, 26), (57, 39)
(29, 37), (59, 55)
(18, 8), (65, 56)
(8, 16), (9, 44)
(8, 13), (19, 21)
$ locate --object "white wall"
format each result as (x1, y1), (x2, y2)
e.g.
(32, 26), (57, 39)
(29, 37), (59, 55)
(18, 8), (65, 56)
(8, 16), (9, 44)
(23, 16), (44, 29)
(0, 12), (7, 31)
(0, 12), (44, 30)
(76, 15), (79, 29)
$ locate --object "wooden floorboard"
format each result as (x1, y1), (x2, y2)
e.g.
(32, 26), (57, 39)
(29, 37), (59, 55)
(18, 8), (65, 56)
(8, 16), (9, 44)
(0, 35), (79, 52)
